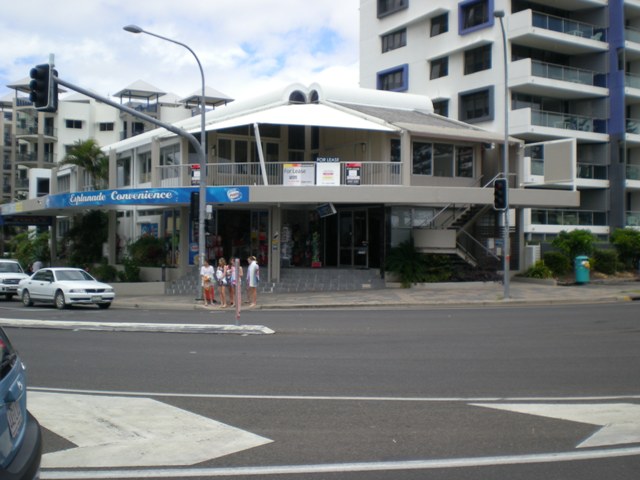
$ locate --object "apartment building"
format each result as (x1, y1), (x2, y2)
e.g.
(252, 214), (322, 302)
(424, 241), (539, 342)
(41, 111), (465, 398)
(360, 0), (640, 242)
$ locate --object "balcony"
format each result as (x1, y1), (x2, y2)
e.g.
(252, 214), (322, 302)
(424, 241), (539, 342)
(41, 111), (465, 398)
(153, 161), (403, 188)
(509, 10), (607, 55)
(528, 208), (609, 235)
(510, 59), (607, 99)
(510, 107), (607, 141)
(627, 211), (640, 227)
(627, 164), (640, 190)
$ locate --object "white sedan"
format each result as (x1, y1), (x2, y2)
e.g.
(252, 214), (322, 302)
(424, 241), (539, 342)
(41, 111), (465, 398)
(18, 267), (115, 309)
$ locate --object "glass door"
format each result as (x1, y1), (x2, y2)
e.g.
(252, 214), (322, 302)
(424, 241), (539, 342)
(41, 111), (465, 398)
(338, 209), (368, 267)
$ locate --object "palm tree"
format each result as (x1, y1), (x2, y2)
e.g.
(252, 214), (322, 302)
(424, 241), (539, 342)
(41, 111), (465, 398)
(60, 139), (109, 189)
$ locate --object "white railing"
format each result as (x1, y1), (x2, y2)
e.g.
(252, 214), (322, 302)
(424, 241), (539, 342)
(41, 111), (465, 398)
(155, 161), (403, 187)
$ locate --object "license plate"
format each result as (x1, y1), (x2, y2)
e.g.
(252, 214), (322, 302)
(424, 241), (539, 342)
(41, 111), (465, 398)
(7, 401), (23, 438)
(91, 295), (102, 302)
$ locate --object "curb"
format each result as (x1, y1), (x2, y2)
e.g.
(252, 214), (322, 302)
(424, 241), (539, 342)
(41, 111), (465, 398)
(0, 318), (275, 335)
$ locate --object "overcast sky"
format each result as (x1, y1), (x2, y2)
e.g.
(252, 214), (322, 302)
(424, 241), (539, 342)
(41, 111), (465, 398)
(0, 0), (360, 102)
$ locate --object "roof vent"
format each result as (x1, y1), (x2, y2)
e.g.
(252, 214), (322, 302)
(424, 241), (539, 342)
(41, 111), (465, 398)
(288, 90), (307, 104)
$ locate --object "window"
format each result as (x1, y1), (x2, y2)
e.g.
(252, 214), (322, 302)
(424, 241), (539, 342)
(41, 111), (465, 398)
(430, 57), (448, 79)
(433, 100), (449, 117)
(456, 146), (474, 177)
(459, 88), (493, 122)
(390, 139), (401, 163)
(459, 0), (490, 33)
(378, 0), (408, 18)
(138, 151), (152, 184)
(413, 142), (475, 177)
(433, 144), (454, 177)
(430, 13), (448, 37)
(377, 64), (408, 91)
(99, 122), (114, 131)
(464, 45), (491, 74)
(412, 142), (432, 175)
(65, 119), (82, 129)
(117, 156), (131, 187)
(382, 29), (407, 53)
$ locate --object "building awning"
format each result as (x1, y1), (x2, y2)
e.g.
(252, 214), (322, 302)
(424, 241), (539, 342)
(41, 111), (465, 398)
(197, 103), (398, 133)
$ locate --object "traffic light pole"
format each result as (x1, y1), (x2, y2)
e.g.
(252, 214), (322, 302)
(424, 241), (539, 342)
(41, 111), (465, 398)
(54, 75), (208, 296)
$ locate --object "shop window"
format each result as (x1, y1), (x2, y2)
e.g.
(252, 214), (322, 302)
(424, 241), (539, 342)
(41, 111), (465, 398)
(412, 142), (432, 175)
(382, 28), (407, 53)
(377, 64), (408, 92)
(433, 144), (454, 177)
(431, 13), (449, 37)
(456, 146), (474, 177)
(464, 45), (491, 75)
(430, 57), (448, 79)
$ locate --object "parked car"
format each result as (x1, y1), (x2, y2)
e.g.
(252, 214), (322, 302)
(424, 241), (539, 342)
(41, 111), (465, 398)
(0, 260), (30, 301)
(18, 267), (115, 309)
(0, 327), (41, 479)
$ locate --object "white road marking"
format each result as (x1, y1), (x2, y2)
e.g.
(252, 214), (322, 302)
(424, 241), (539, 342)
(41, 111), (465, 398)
(28, 392), (272, 468)
(40, 447), (640, 479)
(473, 403), (640, 448)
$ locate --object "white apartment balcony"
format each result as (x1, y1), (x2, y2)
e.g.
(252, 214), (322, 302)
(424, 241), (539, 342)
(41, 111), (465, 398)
(510, 107), (608, 142)
(509, 9), (607, 55)
(524, 207), (609, 236)
(510, 58), (608, 99)
(627, 164), (640, 191)
(625, 73), (640, 104)
(523, 157), (607, 189)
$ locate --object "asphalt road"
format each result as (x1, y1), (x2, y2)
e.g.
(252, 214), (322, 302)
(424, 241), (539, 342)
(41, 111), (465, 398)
(4, 302), (640, 479)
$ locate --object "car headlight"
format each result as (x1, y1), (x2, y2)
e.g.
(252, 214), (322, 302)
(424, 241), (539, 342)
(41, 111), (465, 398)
(68, 289), (87, 294)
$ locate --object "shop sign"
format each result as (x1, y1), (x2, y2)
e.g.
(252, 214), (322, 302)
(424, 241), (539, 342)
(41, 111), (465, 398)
(316, 157), (341, 186)
(283, 163), (315, 186)
(345, 163), (361, 185)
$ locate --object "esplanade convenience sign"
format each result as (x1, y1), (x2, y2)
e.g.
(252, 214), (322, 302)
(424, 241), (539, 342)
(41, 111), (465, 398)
(44, 187), (249, 209)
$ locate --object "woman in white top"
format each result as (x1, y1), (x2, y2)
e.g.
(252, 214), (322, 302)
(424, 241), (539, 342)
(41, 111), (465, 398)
(200, 258), (215, 306)
(246, 256), (259, 307)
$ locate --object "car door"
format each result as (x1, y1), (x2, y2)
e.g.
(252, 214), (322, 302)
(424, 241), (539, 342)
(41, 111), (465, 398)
(27, 270), (55, 301)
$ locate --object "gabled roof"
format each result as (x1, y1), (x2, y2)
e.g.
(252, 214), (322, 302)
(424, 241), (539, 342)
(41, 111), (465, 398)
(113, 80), (166, 99)
(181, 87), (234, 108)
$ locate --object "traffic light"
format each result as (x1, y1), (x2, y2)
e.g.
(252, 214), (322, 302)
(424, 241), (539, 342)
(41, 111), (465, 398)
(190, 191), (200, 221)
(29, 63), (58, 112)
(493, 178), (508, 211)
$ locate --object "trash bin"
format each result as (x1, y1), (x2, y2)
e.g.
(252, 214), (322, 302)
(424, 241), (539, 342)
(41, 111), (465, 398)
(574, 255), (590, 284)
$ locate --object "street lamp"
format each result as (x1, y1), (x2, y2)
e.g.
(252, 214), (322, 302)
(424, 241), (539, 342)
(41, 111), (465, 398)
(124, 24), (208, 289)
(494, 10), (510, 299)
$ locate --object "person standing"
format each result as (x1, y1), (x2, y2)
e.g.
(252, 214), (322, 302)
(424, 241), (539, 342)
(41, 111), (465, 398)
(200, 258), (215, 306)
(32, 259), (43, 272)
(246, 255), (259, 307)
(215, 258), (228, 308)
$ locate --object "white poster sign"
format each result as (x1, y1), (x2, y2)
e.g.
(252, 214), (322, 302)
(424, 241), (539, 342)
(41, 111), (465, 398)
(283, 163), (315, 186)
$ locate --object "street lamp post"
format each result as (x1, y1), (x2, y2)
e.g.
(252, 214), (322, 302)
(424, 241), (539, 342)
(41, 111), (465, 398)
(494, 10), (510, 299)
(124, 24), (208, 290)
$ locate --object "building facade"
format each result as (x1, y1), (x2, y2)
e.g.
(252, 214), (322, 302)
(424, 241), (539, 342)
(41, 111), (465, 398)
(2, 82), (579, 284)
(360, 0), (640, 242)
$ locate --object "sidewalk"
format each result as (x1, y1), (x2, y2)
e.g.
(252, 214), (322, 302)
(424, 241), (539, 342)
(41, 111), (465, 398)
(114, 278), (640, 311)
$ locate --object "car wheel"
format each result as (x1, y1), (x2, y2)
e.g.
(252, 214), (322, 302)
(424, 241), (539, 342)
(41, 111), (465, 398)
(98, 303), (111, 309)
(22, 290), (33, 307)
(54, 290), (67, 310)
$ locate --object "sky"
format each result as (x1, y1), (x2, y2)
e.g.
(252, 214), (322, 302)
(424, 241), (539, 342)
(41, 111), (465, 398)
(0, 0), (360, 102)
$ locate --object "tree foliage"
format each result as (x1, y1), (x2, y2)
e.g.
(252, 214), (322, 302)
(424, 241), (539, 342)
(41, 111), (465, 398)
(610, 228), (640, 270)
(63, 210), (108, 267)
(551, 229), (595, 264)
(60, 139), (109, 189)
(7, 231), (50, 270)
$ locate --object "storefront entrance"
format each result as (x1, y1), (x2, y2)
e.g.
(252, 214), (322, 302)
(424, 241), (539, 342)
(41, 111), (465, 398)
(339, 209), (368, 268)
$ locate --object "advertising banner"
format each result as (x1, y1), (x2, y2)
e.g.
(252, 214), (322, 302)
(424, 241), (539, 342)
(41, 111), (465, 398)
(316, 157), (341, 186)
(283, 163), (315, 186)
(346, 163), (361, 185)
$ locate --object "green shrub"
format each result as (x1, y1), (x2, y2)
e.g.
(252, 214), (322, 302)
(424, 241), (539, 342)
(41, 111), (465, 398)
(385, 239), (429, 288)
(129, 235), (165, 267)
(551, 229), (595, 262)
(91, 259), (118, 282)
(593, 249), (618, 275)
(610, 228), (640, 271)
(542, 251), (571, 276)
(118, 256), (141, 282)
(523, 260), (553, 279)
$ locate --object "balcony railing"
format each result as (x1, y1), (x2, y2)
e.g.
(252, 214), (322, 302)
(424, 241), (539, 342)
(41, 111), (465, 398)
(155, 161), (403, 188)
(531, 208), (608, 226)
(627, 211), (640, 227)
(625, 27), (640, 44)
(578, 163), (608, 180)
(532, 60), (596, 86)
(531, 110), (605, 133)
(628, 164), (640, 181)
(532, 12), (603, 40)
(627, 118), (640, 134)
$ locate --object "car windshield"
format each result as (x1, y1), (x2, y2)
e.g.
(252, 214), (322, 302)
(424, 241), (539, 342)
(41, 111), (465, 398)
(56, 270), (95, 281)
(0, 262), (24, 274)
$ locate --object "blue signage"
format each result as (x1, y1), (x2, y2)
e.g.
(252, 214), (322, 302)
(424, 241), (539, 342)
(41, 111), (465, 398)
(44, 186), (249, 209)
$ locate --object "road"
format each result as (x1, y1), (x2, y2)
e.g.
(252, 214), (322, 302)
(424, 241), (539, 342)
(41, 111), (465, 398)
(3, 301), (640, 479)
